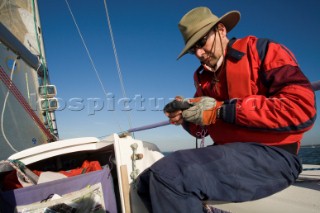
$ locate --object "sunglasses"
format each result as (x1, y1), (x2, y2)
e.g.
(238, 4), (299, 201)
(188, 32), (211, 54)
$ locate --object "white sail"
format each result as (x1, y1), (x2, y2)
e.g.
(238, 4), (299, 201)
(0, 0), (57, 159)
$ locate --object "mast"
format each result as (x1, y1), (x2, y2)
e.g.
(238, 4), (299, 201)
(33, 0), (59, 137)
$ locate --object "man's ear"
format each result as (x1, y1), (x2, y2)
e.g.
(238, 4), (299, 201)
(216, 23), (227, 38)
(217, 23), (227, 33)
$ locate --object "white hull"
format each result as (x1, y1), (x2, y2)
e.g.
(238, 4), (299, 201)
(0, 134), (163, 212)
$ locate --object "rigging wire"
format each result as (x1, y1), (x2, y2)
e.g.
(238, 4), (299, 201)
(1, 58), (19, 152)
(103, 1), (128, 106)
(64, 0), (125, 133)
(65, 0), (107, 98)
(103, 0), (134, 133)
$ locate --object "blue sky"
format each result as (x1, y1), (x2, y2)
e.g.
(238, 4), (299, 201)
(38, 0), (320, 151)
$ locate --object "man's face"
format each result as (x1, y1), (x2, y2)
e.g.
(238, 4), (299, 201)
(189, 25), (226, 70)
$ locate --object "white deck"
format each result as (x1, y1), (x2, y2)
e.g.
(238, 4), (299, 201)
(206, 164), (320, 213)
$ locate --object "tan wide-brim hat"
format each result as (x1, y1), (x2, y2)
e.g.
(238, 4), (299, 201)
(177, 7), (240, 59)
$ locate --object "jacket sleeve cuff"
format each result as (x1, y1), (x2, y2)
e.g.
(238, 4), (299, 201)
(219, 100), (237, 124)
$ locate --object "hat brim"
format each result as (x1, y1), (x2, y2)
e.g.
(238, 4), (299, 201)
(177, 10), (240, 59)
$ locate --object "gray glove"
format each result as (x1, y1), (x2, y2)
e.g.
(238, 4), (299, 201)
(182, 97), (222, 126)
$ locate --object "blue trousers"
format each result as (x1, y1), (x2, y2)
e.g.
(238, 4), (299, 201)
(137, 142), (302, 213)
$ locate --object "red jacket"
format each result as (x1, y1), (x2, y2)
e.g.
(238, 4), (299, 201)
(183, 36), (316, 153)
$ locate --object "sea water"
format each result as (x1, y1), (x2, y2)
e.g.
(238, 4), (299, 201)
(298, 145), (320, 165)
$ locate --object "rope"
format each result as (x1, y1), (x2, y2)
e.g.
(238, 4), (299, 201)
(0, 65), (54, 141)
(103, 0), (133, 131)
(8, 159), (39, 185)
(122, 79), (320, 136)
(1, 59), (19, 152)
(64, 0), (123, 133)
(125, 120), (170, 134)
(130, 143), (139, 180)
(65, 0), (108, 99)
(196, 128), (208, 148)
(118, 79), (320, 137)
(103, 0), (128, 102)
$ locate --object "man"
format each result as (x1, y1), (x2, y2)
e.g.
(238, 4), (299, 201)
(137, 7), (316, 213)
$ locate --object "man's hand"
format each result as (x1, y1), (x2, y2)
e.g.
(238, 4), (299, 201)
(163, 96), (192, 125)
(182, 97), (223, 126)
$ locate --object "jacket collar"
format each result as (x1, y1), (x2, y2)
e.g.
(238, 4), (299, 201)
(226, 37), (245, 61)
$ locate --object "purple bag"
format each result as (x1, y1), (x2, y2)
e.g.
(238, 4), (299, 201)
(0, 167), (117, 213)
